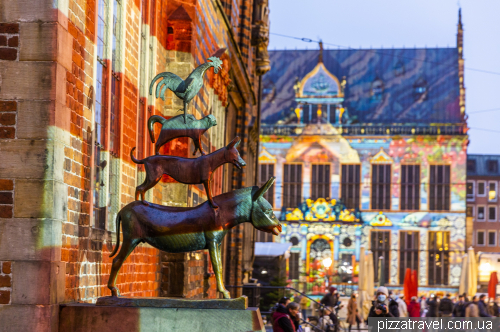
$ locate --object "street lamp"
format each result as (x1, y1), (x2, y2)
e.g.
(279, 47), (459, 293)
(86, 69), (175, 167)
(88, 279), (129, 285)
(323, 257), (333, 287)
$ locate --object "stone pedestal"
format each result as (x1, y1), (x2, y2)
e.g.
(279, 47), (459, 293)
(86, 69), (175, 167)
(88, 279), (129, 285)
(59, 296), (265, 332)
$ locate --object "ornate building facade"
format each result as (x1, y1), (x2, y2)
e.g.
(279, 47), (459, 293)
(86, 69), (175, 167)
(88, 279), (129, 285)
(0, 0), (270, 329)
(257, 12), (467, 292)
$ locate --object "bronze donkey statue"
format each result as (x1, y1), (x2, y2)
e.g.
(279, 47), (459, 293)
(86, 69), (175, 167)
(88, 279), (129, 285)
(108, 177), (281, 298)
(148, 113), (217, 156)
(131, 136), (245, 208)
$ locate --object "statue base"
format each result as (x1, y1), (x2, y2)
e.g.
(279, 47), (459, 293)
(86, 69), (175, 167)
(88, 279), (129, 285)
(96, 295), (248, 309)
(59, 297), (265, 332)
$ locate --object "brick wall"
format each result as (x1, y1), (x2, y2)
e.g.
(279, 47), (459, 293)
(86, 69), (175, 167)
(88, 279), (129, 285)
(0, 261), (12, 304)
(0, 23), (19, 61)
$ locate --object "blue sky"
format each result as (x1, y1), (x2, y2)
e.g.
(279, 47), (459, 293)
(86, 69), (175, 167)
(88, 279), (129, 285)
(268, 0), (500, 154)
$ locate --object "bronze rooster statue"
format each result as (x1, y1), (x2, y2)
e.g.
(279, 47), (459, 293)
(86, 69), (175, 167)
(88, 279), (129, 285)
(149, 49), (226, 123)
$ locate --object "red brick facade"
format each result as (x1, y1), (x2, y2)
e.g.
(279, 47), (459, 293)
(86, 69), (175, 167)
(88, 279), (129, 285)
(0, 0), (270, 328)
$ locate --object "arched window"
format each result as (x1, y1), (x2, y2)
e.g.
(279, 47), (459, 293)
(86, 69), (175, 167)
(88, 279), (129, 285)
(371, 79), (384, 101)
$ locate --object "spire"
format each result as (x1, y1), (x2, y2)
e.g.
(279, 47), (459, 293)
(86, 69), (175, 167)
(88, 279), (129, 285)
(457, 8), (463, 58)
(318, 40), (323, 63)
(458, 8), (463, 30)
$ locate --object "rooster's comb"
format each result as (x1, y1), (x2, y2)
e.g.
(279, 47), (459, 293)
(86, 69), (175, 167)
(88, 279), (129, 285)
(208, 56), (223, 67)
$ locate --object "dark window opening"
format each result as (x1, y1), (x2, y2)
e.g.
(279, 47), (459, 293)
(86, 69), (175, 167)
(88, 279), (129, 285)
(429, 165), (450, 211)
(283, 164), (302, 208)
(311, 164), (330, 200)
(401, 165), (420, 210)
(341, 164), (361, 209)
(467, 160), (476, 173)
(428, 231), (450, 285)
(259, 164), (275, 207)
(371, 231), (390, 284)
(371, 164), (391, 210)
(399, 231), (419, 284)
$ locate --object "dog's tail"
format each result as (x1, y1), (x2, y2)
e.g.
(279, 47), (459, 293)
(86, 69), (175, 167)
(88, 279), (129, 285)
(109, 213), (121, 257)
(147, 115), (166, 144)
(130, 147), (145, 164)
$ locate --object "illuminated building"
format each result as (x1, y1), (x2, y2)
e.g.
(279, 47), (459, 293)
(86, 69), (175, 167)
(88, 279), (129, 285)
(256, 11), (467, 293)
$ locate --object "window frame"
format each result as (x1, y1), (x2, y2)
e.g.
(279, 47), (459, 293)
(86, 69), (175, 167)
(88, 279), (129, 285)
(340, 163), (361, 210)
(428, 164), (451, 212)
(488, 230), (497, 247)
(282, 162), (303, 209)
(476, 230), (485, 247)
(488, 205), (497, 222)
(477, 181), (487, 197)
(370, 230), (391, 285)
(370, 163), (392, 211)
(399, 164), (421, 211)
(466, 205), (474, 217)
(488, 181), (498, 202)
(466, 180), (475, 201)
(487, 160), (499, 174)
(477, 205), (486, 221)
(310, 163), (331, 201)
(259, 163), (275, 208)
(427, 231), (450, 286)
(398, 231), (419, 284)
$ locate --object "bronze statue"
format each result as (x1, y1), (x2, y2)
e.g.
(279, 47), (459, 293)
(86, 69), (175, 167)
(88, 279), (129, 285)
(148, 113), (217, 156)
(131, 136), (245, 209)
(108, 177), (281, 298)
(149, 49), (226, 123)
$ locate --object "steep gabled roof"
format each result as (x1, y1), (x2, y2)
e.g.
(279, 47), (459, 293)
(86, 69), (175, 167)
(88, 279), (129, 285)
(262, 48), (460, 125)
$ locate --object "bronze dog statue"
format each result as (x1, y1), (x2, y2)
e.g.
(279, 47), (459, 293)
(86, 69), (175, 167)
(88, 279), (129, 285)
(131, 136), (245, 208)
(108, 177), (281, 298)
(148, 113), (217, 156)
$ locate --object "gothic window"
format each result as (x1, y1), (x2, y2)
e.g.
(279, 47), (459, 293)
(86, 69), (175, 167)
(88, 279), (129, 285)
(110, 0), (122, 155)
(93, 0), (110, 230)
(341, 164), (360, 209)
(311, 164), (330, 200)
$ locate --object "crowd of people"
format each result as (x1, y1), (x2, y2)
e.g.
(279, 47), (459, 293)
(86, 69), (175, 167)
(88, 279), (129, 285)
(270, 286), (500, 332)
(367, 286), (500, 318)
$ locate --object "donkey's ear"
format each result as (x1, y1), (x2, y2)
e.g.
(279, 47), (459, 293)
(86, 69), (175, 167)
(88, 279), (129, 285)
(227, 136), (241, 149)
(253, 177), (276, 201)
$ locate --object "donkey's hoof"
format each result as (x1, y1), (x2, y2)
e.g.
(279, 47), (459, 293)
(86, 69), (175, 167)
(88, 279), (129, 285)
(210, 202), (219, 209)
(141, 200), (150, 206)
(222, 290), (231, 299)
(110, 287), (120, 297)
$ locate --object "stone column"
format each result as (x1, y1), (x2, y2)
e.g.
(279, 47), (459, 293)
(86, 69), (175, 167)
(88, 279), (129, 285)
(0, 0), (70, 330)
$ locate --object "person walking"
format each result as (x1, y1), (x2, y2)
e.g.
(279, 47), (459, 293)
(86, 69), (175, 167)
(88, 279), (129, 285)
(465, 296), (479, 318)
(452, 295), (466, 317)
(438, 293), (454, 317)
(426, 294), (438, 317)
(347, 294), (361, 332)
(388, 291), (400, 317)
(420, 296), (427, 317)
(407, 296), (421, 317)
(272, 299), (296, 332)
(396, 294), (408, 317)
(478, 294), (493, 317)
